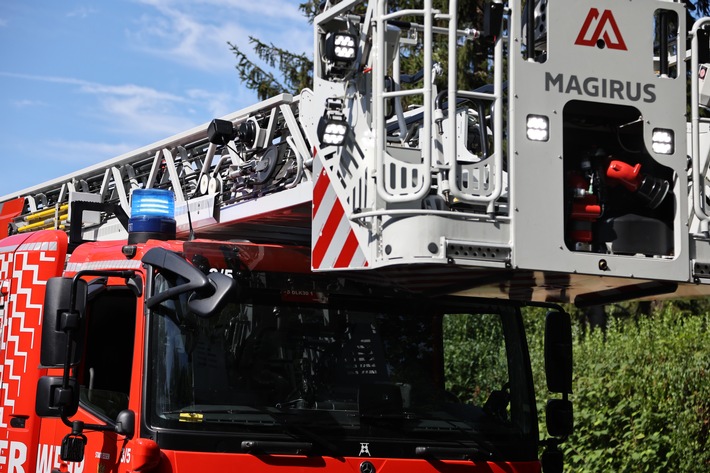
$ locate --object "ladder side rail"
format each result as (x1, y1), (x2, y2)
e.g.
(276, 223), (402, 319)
(75, 180), (90, 193)
(210, 154), (229, 186)
(6, 95), (299, 239)
(285, 136), (306, 189)
(391, 44), (409, 143)
(265, 105), (279, 144)
(280, 103), (312, 189)
(445, 0), (503, 208)
(375, 0), (433, 203)
(58, 183), (70, 209)
(160, 149), (186, 203)
(280, 103), (311, 162)
(146, 150), (163, 192)
(691, 18), (710, 226)
(176, 146), (199, 198)
(124, 164), (140, 192)
(99, 168), (113, 202)
(110, 167), (131, 214)
(26, 196), (39, 213)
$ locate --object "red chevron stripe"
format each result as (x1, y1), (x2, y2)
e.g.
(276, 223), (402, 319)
(334, 229), (359, 268)
(312, 197), (345, 269)
(313, 168), (329, 216)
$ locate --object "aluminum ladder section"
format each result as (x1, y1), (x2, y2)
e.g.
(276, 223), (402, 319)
(0, 94), (313, 240)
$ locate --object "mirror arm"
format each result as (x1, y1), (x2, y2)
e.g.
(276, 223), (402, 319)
(142, 247), (211, 309)
(58, 414), (135, 463)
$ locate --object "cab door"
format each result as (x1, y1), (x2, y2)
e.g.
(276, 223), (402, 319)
(35, 282), (140, 473)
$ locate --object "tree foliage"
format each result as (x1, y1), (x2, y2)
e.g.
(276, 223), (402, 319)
(446, 305), (710, 471)
(692, 0), (710, 18)
(229, 1), (316, 100)
(394, 0), (492, 92)
(229, 37), (312, 101)
(443, 313), (508, 405)
(230, 1), (490, 100)
(522, 305), (710, 473)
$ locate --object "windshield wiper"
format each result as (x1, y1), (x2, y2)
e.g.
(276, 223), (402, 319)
(415, 445), (494, 461)
(164, 407), (259, 414)
(273, 413), (343, 457)
(407, 414), (500, 460)
(167, 406), (342, 457)
(241, 440), (313, 455)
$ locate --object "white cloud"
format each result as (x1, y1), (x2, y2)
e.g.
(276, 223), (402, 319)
(12, 98), (46, 108)
(66, 7), (98, 19)
(137, 0), (307, 22)
(100, 95), (195, 136)
(128, 0), (313, 74)
(44, 139), (138, 166)
(128, 2), (246, 72)
(185, 88), (234, 119)
(0, 18), (7, 27)
(78, 81), (183, 102)
(0, 71), (203, 138)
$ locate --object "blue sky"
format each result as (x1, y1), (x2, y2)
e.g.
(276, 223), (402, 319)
(0, 0), (313, 197)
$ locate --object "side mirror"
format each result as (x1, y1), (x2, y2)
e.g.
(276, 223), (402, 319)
(541, 440), (564, 473)
(544, 309), (573, 394)
(115, 410), (135, 439)
(40, 277), (88, 368)
(35, 376), (80, 417)
(188, 272), (238, 317)
(546, 399), (573, 438)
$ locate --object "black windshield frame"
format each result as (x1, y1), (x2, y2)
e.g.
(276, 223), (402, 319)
(141, 267), (539, 460)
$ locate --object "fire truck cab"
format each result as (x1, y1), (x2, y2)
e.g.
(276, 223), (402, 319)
(1, 217), (572, 473)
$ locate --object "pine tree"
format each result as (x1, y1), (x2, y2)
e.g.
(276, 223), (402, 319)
(229, 38), (313, 100)
(230, 1), (490, 100)
(229, 2), (317, 100)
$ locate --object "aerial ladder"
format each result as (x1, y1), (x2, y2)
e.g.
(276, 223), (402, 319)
(2, 0), (710, 305)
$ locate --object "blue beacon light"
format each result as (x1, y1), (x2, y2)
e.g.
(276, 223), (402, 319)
(128, 189), (177, 244)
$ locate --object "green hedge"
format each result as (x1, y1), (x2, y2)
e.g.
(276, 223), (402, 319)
(526, 305), (710, 472)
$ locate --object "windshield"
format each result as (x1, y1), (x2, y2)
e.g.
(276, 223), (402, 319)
(146, 270), (538, 460)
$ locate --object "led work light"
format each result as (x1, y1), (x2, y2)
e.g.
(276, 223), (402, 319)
(318, 98), (349, 147)
(326, 33), (357, 62)
(319, 114), (348, 146)
(651, 128), (674, 155)
(526, 115), (549, 142)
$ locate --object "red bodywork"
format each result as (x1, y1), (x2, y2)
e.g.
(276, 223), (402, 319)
(0, 234), (541, 473)
(0, 198), (25, 239)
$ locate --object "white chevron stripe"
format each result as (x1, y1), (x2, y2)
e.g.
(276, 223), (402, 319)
(0, 252), (9, 429)
(1, 242), (60, 431)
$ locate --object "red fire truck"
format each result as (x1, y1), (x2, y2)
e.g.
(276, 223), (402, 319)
(3, 1), (710, 472)
(0, 190), (573, 473)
